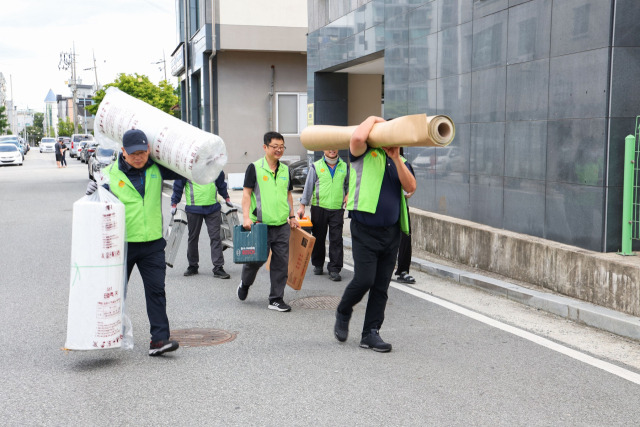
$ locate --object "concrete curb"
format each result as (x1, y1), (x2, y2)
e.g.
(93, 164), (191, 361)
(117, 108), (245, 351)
(343, 237), (640, 341)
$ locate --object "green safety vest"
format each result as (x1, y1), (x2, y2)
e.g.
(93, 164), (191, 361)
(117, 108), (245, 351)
(311, 157), (348, 210)
(250, 157), (290, 225)
(107, 162), (163, 242)
(346, 148), (409, 234)
(185, 181), (217, 206)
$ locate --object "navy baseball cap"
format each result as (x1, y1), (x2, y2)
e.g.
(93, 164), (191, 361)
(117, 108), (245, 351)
(122, 129), (149, 153)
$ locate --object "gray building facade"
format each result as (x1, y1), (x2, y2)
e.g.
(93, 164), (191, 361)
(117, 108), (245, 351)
(306, 0), (640, 252)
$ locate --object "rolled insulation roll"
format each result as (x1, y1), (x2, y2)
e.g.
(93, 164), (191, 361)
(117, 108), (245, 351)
(300, 114), (455, 151)
(94, 87), (227, 185)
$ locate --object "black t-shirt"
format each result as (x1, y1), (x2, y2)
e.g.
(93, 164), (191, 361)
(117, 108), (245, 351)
(244, 161), (294, 220)
(243, 162), (294, 191)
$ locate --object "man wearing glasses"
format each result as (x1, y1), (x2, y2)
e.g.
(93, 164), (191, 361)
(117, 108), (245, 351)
(237, 131), (300, 312)
(85, 129), (184, 356)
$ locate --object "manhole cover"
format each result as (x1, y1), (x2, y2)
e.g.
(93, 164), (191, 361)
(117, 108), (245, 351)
(170, 328), (237, 347)
(290, 296), (341, 310)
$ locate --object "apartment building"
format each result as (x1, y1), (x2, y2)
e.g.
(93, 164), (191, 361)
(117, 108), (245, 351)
(172, 0), (308, 173)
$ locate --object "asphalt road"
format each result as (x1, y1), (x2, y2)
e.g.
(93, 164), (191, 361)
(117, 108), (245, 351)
(2, 151), (640, 426)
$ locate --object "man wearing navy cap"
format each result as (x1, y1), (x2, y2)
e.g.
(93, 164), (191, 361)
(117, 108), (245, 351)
(85, 129), (185, 356)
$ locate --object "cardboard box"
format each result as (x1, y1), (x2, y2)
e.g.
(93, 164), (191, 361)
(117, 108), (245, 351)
(266, 227), (316, 290)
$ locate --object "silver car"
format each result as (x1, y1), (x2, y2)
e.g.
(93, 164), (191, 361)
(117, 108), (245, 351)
(70, 134), (94, 158)
(39, 138), (56, 153)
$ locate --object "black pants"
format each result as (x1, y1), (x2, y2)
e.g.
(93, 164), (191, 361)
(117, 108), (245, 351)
(337, 220), (401, 336)
(126, 238), (170, 342)
(240, 223), (290, 302)
(60, 152), (67, 166)
(186, 211), (224, 269)
(395, 205), (412, 275)
(310, 206), (344, 273)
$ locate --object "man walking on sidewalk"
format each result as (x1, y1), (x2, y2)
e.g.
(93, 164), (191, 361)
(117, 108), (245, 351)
(171, 172), (233, 280)
(297, 149), (349, 282)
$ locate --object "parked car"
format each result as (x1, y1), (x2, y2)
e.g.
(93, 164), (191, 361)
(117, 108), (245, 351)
(0, 136), (25, 160)
(40, 137), (57, 153)
(88, 145), (117, 181)
(289, 159), (309, 189)
(80, 141), (99, 163)
(0, 143), (24, 166)
(69, 134), (94, 158)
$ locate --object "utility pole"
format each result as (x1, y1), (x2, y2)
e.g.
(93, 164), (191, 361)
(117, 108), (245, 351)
(59, 44), (79, 134)
(152, 50), (167, 81)
(84, 50), (101, 92)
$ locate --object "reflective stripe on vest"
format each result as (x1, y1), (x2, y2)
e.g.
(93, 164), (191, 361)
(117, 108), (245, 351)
(107, 163), (163, 242)
(186, 181), (217, 206)
(311, 158), (348, 210)
(346, 148), (409, 234)
(250, 157), (290, 225)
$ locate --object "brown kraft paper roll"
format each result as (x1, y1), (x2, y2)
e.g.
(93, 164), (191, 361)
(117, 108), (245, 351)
(300, 114), (455, 151)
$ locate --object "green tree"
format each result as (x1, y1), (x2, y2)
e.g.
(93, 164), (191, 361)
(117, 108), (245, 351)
(0, 105), (9, 134)
(57, 117), (76, 137)
(26, 112), (44, 143)
(86, 73), (178, 117)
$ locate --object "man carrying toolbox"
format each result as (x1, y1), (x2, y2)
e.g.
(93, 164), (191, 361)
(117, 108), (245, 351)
(171, 172), (233, 280)
(297, 149), (349, 282)
(237, 131), (300, 312)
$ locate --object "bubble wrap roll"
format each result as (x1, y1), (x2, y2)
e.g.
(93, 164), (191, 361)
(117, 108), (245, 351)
(65, 194), (126, 350)
(94, 87), (227, 185)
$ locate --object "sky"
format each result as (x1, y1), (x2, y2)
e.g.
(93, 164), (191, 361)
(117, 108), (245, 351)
(0, 0), (177, 112)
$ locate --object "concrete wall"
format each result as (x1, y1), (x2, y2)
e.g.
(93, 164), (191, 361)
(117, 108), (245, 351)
(347, 74), (382, 125)
(411, 208), (640, 317)
(217, 50), (308, 173)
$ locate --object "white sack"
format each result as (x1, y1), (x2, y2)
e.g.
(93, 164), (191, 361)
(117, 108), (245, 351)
(94, 87), (227, 185)
(65, 188), (126, 350)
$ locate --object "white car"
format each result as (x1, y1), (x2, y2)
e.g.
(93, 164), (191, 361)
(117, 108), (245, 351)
(40, 138), (56, 153)
(0, 143), (24, 166)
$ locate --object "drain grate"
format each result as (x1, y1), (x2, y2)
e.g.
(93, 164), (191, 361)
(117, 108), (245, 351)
(170, 328), (237, 347)
(290, 296), (341, 310)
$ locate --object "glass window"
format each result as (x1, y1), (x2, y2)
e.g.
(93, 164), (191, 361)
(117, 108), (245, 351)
(0, 145), (18, 152)
(276, 93), (308, 135)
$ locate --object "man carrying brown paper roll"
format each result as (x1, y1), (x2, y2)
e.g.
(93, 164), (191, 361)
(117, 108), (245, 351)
(334, 116), (416, 352)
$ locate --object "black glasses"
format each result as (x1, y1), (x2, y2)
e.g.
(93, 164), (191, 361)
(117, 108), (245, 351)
(268, 144), (286, 151)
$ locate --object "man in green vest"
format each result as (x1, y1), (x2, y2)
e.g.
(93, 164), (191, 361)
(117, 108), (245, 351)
(333, 116), (416, 352)
(296, 149), (349, 282)
(237, 131), (300, 312)
(85, 129), (184, 356)
(171, 172), (233, 279)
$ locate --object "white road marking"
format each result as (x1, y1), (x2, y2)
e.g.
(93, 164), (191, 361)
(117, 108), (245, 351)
(340, 263), (640, 385)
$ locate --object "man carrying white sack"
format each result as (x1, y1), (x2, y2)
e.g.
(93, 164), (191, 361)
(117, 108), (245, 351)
(171, 173), (233, 279)
(297, 149), (349, 282)
(334, 116), (416, 352)
(85, 129), (185, 356)
(237, 131), (300, 312)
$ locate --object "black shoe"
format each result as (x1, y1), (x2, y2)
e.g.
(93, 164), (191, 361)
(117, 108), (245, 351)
(329, 272), (342, 282)
(213, 266), (230, 279)
(334, 312), (350, 342)
(396, 271), (415, 284)
(149, 339), (179, 356)
(360, 329), (392, 352)
(183, 266), (198, 276)
(313, 266), (323, 275)
(237, 281), (249, 301)
(268, 299), (291, 312)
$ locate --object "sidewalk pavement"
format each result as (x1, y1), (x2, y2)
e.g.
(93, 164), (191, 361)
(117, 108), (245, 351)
(169, 183), (640, 342)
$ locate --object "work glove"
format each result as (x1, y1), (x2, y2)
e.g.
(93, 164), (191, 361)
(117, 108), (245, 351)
(225, 198), (233, 208)
(171, 205), (177, 215)
(86, 180), (98, 195)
